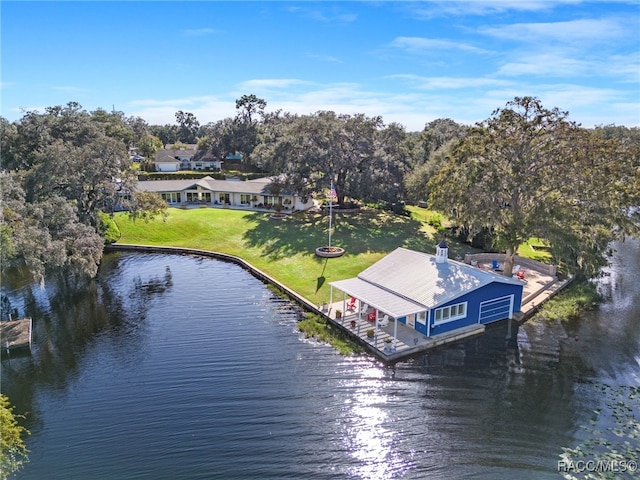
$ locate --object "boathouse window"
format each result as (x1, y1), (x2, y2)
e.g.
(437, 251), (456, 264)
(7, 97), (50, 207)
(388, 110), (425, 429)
(434, 302), (467, 324)
(417, 311), (427, 324)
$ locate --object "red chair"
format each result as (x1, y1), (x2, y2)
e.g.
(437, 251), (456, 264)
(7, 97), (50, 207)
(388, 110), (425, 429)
(346, 297), (357, 311)
(517, 270), (526, 280)
(368, 310), (377, 322)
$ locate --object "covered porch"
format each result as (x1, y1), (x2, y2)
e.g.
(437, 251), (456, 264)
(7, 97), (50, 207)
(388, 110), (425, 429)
(320, 299), (485, 361)
(326, 278), (487, 360)
(327, 278), (430, 356)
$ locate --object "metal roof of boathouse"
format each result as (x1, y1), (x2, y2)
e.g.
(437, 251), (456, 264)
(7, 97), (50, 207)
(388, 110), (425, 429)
(330, 247), (523, 315)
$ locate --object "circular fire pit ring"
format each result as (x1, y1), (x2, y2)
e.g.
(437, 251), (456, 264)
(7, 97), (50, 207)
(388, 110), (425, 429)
(315, 246), (345, 258)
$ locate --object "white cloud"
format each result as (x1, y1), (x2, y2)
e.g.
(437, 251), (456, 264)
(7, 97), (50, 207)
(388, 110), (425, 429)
(388, 74), (513, 90)
(284, 5), (357, 24)
(493, 45), (640, 83)
(478, 17), (629, 44)
(128, 96), (236, 125)
(125, 76), (639, 133)
(495, 52), (591, 77)
(235, 79), (313, 91)
(305, 52), (343, 64)
(405, 0), (567, 19)
(390, 36), (490, 54)
(604, 52), (640, 83)
(181, 28), (220, 37)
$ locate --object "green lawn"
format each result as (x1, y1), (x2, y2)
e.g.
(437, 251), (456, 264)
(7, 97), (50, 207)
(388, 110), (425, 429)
(114, 207), (475, 304)
(114, 206), (552, 305)
(516, 237), (552, 262)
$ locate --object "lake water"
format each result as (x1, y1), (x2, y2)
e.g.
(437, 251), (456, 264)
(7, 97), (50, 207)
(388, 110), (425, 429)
(1, 240), (639, 479)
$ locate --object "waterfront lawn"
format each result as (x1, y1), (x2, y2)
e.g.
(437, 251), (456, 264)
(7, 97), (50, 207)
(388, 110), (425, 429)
(517, 237), (552, 262)
(114, 207), (459, 304)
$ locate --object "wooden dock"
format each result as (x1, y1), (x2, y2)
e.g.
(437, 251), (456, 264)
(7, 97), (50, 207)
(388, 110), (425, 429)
(1, 317), (33, 355)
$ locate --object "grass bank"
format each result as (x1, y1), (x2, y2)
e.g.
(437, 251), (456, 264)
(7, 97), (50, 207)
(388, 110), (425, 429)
(297, 312), (365, 355)
(114, 206), (457, 305)
(534, 280), (602, 321)
(114, 206), (557, 306)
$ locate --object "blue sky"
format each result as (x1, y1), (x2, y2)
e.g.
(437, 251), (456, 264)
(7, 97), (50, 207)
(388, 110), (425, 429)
(2, 1), (639, 131)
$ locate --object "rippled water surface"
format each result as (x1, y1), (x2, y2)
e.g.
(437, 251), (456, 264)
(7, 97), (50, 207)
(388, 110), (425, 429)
(2, 241), (639, 479)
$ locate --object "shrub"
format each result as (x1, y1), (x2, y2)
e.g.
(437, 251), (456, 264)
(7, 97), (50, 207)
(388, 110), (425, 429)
(98, 211), (120, 243)
(0, 394), (30, 478)
(426, 212), (443, 230)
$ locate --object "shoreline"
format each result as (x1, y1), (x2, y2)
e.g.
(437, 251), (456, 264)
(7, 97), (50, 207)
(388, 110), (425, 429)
(104, 243), (574, 363)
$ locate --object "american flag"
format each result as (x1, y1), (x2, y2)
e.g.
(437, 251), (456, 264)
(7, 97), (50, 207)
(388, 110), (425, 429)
(329, 185), (337, 201)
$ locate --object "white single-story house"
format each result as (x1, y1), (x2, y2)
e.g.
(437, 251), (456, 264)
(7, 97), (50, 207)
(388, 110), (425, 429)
(154, 147), (225, 172)
(329, 241), (524, 339)
(190, 152), (224, 171)
(154, 147), (199, 172)
(135, 176), (314, 211)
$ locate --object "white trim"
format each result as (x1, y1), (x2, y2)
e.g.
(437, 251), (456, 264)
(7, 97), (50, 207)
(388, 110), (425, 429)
(433, 302), (468, 325)
(509, 294), (514, 319)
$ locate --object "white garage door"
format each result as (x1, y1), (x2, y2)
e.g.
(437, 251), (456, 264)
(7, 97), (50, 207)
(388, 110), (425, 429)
(478, 295), (513, 324)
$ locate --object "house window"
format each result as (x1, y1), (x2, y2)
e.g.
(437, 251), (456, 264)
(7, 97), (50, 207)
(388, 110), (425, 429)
(161, 192), (180, 204)
(240, 194), (251, 205)
(433, 302), (467, 325)
(264, 195), (282, 206)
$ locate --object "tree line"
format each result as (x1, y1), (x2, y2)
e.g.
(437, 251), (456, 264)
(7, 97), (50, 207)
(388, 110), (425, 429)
(1, 96), (638, 286)
(0, 102), (166, 286)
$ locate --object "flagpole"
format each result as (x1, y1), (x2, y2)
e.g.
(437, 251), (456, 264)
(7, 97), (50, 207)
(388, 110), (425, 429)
(328, 181), (333, 248)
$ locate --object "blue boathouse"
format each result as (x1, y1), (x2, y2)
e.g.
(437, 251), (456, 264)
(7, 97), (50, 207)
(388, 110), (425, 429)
(329, 241), (524, 338)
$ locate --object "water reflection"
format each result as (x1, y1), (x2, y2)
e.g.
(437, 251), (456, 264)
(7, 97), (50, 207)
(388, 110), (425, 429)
(1, 243), (638, 480)
(0, 253), (176, 432)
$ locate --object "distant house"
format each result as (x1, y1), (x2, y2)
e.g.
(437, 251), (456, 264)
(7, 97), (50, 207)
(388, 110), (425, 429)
(135, 176), (314, 211)
(330, 241), (524, 338)
(190, 151), (224, 171)
(154, 147), (197, 172)
(154, 147), (225, 172)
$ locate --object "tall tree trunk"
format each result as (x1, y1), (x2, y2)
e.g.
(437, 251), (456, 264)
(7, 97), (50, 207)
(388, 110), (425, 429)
(503, 247), (516, 277)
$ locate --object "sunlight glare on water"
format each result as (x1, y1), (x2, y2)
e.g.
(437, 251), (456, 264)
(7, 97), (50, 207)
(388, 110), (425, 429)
(1, 244), (638, 480)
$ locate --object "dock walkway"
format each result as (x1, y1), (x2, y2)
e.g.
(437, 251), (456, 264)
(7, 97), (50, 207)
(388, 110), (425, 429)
(1, 317), (33, 355)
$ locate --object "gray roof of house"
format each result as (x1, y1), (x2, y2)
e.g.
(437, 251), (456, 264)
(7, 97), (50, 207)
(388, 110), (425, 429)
(135, 177), (279, 195)
(330, 247), (523, 314)
(155, 149), (197, 162)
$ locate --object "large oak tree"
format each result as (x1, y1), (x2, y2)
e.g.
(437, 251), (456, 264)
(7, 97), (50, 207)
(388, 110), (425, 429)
(428, 97), (639, 278)
(254, 111), (411, 206)
(1, 103), (166, 284)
